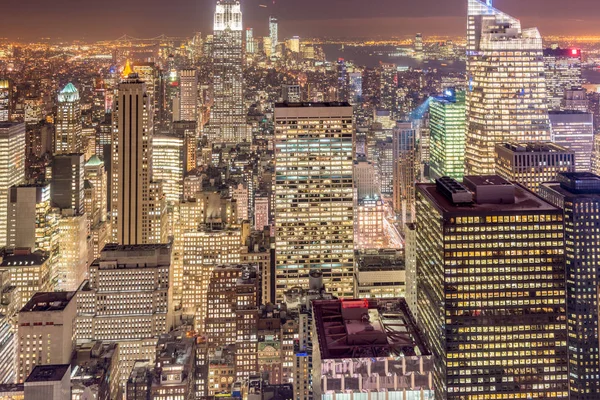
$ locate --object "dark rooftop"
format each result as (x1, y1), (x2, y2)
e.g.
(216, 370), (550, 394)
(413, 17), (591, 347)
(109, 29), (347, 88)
(313, 298), (430, 360)
(21, 291), (76, 313)
(275, 101), (352, 108)
(0, 250), (48, 267)
(25, 364), (70, 383)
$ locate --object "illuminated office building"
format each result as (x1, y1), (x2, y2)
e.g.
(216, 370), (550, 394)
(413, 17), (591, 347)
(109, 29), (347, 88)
(254, 194), (270, 231)
(174, 121), (198, 173)
(287, 36), (300, 53)
(416, 175), (568, 399)
(354, 157), (379, 200)
(392, 121), (417, 226)
(354, 199), (385, 250)
(84, 155), (107, 223)
(465, 0), (549, 175)
(282, 85), (301, 103)
(549, 110), (594, 172)
(375, 138), (393, 196)
(336, 59), (348, 102)
(0, 80), (10, 122)
(544, 47), (582, 110)
(51, 153), (85, 214)
(429, 89), (466, 180)
(539, 173), (600, 399)
(111, 74), (154, 245)
(17, 292), (76, 383)
(0, 249), (52, 310)
(179, 69), (198, 123)
(246, 28), (256, 54)
(152, 134), (184, 204)
(414, 33), (424, 59)
(274, 103), (354, 300)
(7, 184), (55, 250)
(75, 243), (173, 343)
(495, 141), (575, 193)
(563, 88), (588, 112)
(57, 211), (88, 291)
(0, 122), (26, 247)
(269, 16), (278, 58)
(379, 63), (397, 115)
(132, 62), (161, 127)
(54, 83), (82, 155)
(209, 0), (248, 144)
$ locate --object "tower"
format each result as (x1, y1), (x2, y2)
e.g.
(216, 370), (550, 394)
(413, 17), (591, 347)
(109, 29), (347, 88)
(209, 0), (248, 144)
(55, 83), (82, 155)
(269, 16), (278, 58)
(111, 74), (153, 245)
(0, 122), (25, 246)
(465, 0), (549, 175)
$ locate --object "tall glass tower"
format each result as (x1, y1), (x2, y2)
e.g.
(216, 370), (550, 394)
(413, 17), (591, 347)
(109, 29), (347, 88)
(269, 16), (278, 58)
(55, 83), (82, 154)
(465, 0), (549, 175)
(209, 0), (248, 144)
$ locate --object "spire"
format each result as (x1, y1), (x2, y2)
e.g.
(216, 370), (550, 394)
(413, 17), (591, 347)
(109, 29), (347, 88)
(122, 60), (133, 78)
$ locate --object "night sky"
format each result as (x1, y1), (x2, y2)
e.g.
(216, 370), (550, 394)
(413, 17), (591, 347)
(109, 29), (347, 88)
(1, 0), (599, 41)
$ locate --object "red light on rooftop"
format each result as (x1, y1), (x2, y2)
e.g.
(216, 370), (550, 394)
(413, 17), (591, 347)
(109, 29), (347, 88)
(571, 48), (579, 55)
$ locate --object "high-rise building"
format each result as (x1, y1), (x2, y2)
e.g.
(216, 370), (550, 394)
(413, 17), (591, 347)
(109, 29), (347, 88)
(281, 85), (301, 103)
(544, 47), (582, 110)
(269, 16), (278, 58)
(416, 176), (568, 399)
(354, 157), (379, 200)
(429, 89), (466, 180)
(173, 121), (198, 174)
(17, 292), (77, 383)
(336, 59), (348, 102)
(24, 364), (71, 400)
(379, 63), (397, 115)
(274, 103), (354, 300)
(392, 121), (417, 226)
(209, 0), (248, 144)
(0, 249), (52, 309)
(54, 83), (82, 155)
(7, 184), (55, 250)
(111, 74), (154, 245)
(465, 0), (550, 175)
(563, 88), (588, 112)
(495, 141), (575, 193)
(414, 33), (424, 59)
(56, 210), (88, 291)
(84, 155), (107, 223)
(375, 138), (393, 196)
(0, 80), (11, 122)
(51, 153), (85, 214)
(152, 134), (184, 204)
(549, 110), (594, 172)
(246, 28), (255, 54)
(132, 62), (161, 127)
(75, 243), (173, 343)
(179, 69), (198, 123)
(0, 122), (26, 246)
(539, 172), (600, 399)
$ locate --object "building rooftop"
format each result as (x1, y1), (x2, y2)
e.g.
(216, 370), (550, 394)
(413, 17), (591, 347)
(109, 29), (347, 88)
(551, 172), (600, 195)
(21, 291), (76, 313)
(496, 141), (572, 154)
(313, 298), (430, 359)
(418, 176), (560, 216)
(85, 155), (104, 167)
(275, 101), (351, 108)
(356, 251), (405, 272)
(0, 384), (24, 393)
(0, 122), (24, 129)
(25, 364), (70, 383)
(0, 250), (48, 267)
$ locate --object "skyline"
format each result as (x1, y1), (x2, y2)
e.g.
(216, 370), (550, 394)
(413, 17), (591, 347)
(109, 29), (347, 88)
(2, 0), (600, 41)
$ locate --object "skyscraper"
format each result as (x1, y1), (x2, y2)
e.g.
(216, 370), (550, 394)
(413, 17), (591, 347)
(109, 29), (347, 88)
(417, 175), (568, 399)
(429, 89), (466, 180)
(539, 172), (600, 399)
(274, 102), (354, 300)
(465, 0), (549, 175)
(209, 0), (248, 144)
(55, 83), (82, 155)
(0, 80), (10, 122)
(51, 153), (85, 214)
(179, 69), (198, 123)
(152, 134), (184, 204)
(0, 122), (25, 246)
(269, 16), (278, 58)
(544, 47), (582, 110)
(392, 121), (417, 227)
(414, 33), (424, 59)
(111, 74), (153, 245)
(549, 110), (594, 172)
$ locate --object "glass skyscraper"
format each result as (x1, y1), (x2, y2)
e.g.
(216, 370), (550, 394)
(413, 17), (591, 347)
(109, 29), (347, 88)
(465, 0), (550, 175)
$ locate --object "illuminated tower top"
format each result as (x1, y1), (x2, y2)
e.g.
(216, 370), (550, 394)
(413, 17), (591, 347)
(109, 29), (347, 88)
(214, 0), (242, 31)
(58, 82), (80, 103)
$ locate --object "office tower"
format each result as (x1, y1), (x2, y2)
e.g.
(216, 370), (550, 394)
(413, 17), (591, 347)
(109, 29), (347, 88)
(7, 184), (55, 250)
(51, 153), (85, 214)
(56, 211), (88, 291)
(414, 33), (424, 59)
(0, 122), (25, 247)
(24, 97), (43, 125)
(209, 0), (248, 144)
(354, 157), (379, 200)
(416, 176), (568, 399)
(263, 37), (273, 58)
(75, 243), (173, 343)
(179, 69), (198, 123)
(336, 58), (348, 102)
(549, 111), (594, 172)
(281, 84), (301, 103)
(152, 134), (184, 204)
(132, 62), (161, 127)
(16, 292), (76, 383)
(563, 88), (588, 112)
(354, 198), (386, 250)
(0, 312), (15, 384)
(404, 222), (417, 317)
(544, 47), (582, 110)
(274, 103), (354, 300)
(24, 365), (71, 400)
(254, 194), (270, 231)
(375, 138), (393, 196)
(539, 173), (600, 399)
(354, 251), (405, 298)
(348, 71), (363, 104)
(111, 74), (153, 245)
(147, 181), (168, 244)
(269, 16), (278, 57)
(379, 63), (397, 115)
(312, 298), (434, 399)
(54, 83), (82, 155)
(465, 0), (549, 175)
(0, 249), (52, 309)
(246, 28), (255, 54)
(429, 89), (466, 180)
(392, 121), (417, 226)
(84, 155), (107, 223)
(0, 80), (10, 122)
(495, 142), (575, 192)
(231, 182), (249, 222)
(287, 36), (300, 53)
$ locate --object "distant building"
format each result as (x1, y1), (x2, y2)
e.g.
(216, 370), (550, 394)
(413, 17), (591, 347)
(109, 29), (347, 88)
(0, 80), (11, 122)
(544, 47), (582, 110)
(495, 141), (575, 193)
(54, 83), (82, 155)
(0, 122), (25, 246)
(281, 85), (301, 103)
(179, 69), (198, 123)
(354, 250), (405, 298)
(549, 110), (594, 172)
